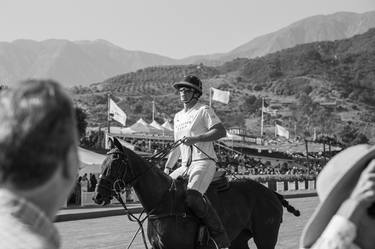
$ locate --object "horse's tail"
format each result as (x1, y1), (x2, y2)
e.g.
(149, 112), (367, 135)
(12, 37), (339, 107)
(274, 191), (300, 217)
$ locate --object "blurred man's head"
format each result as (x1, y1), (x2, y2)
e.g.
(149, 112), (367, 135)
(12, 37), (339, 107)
(0, 79), (79, 217)
(173, 75), (203, 104)
(301, 144), (375, 249)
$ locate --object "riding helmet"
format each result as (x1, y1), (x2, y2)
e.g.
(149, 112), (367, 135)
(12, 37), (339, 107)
(173, 75), (203, 96)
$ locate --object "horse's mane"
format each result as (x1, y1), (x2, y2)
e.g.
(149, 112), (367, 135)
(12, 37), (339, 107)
(121, 145), (172, 182)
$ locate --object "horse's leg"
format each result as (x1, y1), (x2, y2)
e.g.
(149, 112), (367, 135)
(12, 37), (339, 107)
(252, 218), (281, 249)
(229, 230), (252, 249)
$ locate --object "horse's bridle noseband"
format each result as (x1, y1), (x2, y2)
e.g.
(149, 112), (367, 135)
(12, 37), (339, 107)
(98, 149), (155, 198)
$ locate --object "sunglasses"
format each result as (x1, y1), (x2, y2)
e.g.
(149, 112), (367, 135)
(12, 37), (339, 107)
(178, 88), (194, 93)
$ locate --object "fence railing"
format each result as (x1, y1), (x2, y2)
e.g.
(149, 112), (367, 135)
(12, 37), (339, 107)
(72, 178), (316, 207)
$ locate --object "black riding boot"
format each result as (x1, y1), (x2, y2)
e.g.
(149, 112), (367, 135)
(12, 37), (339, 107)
(185, 189), (230, 248)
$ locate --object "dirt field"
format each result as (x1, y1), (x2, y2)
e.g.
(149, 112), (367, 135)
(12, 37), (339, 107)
(56, 196), (318, 249)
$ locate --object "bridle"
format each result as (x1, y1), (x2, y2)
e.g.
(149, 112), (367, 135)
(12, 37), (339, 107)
(97, 139), (184, 249)
(100, 139), (184, 193)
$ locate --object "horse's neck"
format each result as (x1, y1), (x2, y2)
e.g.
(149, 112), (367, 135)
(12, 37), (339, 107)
(132, 163), (171, 211)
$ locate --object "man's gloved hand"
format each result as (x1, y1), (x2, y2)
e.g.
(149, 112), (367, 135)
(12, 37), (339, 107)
(164, 167), (171, 175)
(182, 136), (200, 146)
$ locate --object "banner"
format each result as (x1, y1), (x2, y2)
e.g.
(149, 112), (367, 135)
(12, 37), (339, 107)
(109, 98), (127, 126)
(211, 87), (230, 104)
(275, 124), (290, 139)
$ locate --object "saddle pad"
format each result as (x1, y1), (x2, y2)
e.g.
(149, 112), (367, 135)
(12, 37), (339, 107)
(210, 171), (230, 192)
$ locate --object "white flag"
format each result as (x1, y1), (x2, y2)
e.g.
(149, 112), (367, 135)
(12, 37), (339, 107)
(211, 87), (230, 104)
(109, 98), (127, 126)
(262, 106), (277, 116)
(275, 124), (289, 139)
(262, 106), (271, 113)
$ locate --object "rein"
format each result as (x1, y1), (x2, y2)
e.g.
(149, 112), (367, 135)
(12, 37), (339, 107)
(150, 139), (184, 161)
(189, 143), (241, 181)
(107, 139), (184, 249)
(124, 139), (184, 186)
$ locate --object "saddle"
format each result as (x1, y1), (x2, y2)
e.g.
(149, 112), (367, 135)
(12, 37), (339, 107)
(176, 170), (230, 193)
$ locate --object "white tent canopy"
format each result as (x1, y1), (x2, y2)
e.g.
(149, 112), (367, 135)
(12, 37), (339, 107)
(162, 120), (173, 131)
(150, 120), (164, 130)
(125, 118), (163, 134)
(95, 119), (173, 136)
(78, 147), (106, 175)
(121, 126), (137, 135)
(150, 120), (173, 135)
(78, 141), (152, 175)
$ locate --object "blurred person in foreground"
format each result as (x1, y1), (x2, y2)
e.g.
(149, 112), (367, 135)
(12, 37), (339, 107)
(0, 79), (79, 249)
(300, 144), (375, 249)
(163, 75), (229, 249)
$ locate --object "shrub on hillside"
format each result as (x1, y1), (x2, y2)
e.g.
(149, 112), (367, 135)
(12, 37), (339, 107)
(253, 84), (263, 91)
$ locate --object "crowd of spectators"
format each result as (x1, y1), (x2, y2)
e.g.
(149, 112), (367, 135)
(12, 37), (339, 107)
(68, 173), (98, 206)
(123, 137), (173, 154)
(121, 137), (326, 178)
(216, 147), (324, 177)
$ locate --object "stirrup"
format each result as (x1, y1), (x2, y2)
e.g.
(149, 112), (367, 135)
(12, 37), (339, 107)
(211, 238), (229, 249)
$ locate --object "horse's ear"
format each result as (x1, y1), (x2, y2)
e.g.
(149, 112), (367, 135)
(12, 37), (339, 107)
(113, 137), (124, 153)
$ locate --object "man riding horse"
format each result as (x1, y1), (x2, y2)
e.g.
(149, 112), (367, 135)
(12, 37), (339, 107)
(163, 75), (230, 249)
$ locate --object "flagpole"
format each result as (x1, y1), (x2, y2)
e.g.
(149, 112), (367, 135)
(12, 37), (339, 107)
(209, 87), (212, 107)
(260, 97), (264, 138)
(313, 128), (316, 141)
(152, 98), (155, 121)
(275, 121), (277, 137)
(107, 93), (111, 135)
(305, 139), (309, 162)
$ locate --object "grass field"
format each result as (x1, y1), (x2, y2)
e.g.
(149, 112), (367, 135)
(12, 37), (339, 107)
(56, 196), (318, 249)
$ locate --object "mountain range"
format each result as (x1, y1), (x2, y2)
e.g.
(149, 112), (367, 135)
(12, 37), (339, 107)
(0, 11), (374, 87)
(71, 27), (375, 144)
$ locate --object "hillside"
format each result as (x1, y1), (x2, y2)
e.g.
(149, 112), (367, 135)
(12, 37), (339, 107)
(185, 11), (375, 64)
(0, 39), (175, 87)
(72, 28), (375, 143)
(1, 11), (374, 87)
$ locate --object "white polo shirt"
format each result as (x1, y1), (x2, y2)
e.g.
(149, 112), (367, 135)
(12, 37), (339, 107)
(173, 103), (221, 166)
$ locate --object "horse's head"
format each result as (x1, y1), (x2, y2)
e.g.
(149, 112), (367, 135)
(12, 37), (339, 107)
(93, 137), (130, 205)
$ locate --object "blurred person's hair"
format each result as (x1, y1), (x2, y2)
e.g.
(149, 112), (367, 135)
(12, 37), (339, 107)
(0, 79), (77, 190)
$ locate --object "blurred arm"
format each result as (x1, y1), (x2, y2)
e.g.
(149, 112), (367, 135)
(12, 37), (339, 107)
(164, 148), (181, 174)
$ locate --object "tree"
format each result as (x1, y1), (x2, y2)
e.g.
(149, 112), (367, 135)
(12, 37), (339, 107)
(75, 106), (88, 140)
(134, 104), (143, 114)
(337, 124), (369, 147)
(352, 133), (369, 145)
(239, 95), (259, 113)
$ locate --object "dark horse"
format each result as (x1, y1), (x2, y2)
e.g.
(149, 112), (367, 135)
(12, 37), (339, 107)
(93, 138), (300, 249)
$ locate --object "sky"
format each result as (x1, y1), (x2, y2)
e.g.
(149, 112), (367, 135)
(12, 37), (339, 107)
(0, 0), (374, 59)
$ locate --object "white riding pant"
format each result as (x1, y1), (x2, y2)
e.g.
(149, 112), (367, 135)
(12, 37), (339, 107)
(169, 160), (216, 194)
